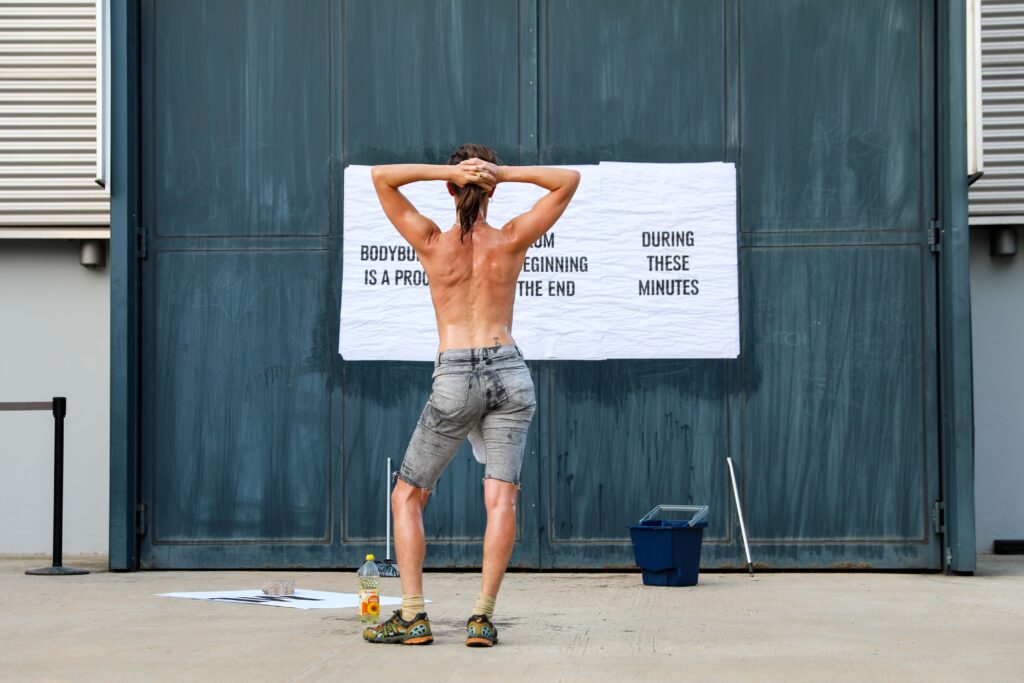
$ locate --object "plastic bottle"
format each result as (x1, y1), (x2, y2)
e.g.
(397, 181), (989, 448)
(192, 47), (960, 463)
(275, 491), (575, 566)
(358, 553), (380, 624)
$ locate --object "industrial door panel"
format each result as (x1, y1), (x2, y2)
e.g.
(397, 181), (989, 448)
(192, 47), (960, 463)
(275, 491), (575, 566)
(538, 0), (738, 568)
(541, 361), (736, 568)
(536, 0), (940, 568)
(339, 0), (540, 567)
(342, 0), (520, 163)
(149, 0), (330, 238)
(739, 0), (924, 231)
(543, 0), (726, 163)
(740, 245), (936, 557)
(139, 0), (339, 567)
(733, 0), (941, 567)
(149, 250), (332, 543)
(140, 0), (537, 568)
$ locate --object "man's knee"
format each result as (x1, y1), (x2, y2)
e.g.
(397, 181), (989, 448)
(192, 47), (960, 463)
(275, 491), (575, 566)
(483, 477), (519, 513)
(392, 477), (431, 511)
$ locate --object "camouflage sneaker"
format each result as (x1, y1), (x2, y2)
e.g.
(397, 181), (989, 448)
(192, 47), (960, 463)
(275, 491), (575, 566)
(466, 614), (498, 647)
(362, 609), (433, 645)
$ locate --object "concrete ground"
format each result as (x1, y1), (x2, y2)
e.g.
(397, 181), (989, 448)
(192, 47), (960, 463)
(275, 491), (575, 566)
(0, 556), (1021, 683)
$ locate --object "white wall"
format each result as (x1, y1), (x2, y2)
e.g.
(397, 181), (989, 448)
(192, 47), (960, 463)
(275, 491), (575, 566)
(0, 240), (109, 554)
(970, 228), (1024, 552)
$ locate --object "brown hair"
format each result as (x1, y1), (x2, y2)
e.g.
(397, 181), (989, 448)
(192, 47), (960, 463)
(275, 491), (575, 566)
(447, 143), (501, 242)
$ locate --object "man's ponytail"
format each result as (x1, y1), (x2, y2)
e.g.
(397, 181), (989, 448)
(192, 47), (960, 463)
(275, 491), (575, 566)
(455, 184), (484, 242)
(447, 143), (501, 243)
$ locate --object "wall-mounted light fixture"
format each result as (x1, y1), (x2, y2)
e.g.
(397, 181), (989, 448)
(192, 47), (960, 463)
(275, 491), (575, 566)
(990, 227), (1018, 258)
(79, 239), (106, 268)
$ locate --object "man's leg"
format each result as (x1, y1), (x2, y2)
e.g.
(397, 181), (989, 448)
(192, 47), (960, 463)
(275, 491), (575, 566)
(464, 477), (518, 646)
(389, 367), (477, 619)
(479, 477), (519, 601)
(474, 370), (534, 623)
(392, 479), (430, 594)
(362, 477), (435, 644)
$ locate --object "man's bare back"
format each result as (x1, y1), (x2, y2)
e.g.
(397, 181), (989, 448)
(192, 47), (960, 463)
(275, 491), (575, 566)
(370, 155), (580, 353)
(419, 223), (523, 351)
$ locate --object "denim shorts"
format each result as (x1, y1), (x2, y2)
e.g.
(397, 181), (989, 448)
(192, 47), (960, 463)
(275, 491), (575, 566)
(398, 344), (537, 490)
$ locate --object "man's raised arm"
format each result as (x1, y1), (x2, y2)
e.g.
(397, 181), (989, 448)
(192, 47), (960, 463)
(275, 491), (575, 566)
(371, 163), (497, 250)
(497, 166), (581, 250)
(370, 165), (447, 250)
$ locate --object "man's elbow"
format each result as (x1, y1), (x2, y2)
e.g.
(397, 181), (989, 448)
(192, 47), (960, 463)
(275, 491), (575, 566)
(372, 165), (399, 190)
(566, 170), (581, 191)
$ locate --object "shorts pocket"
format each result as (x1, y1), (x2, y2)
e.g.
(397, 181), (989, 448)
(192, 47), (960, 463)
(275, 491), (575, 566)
(429, 372), (469, 416)
(497, 366), (536, 409)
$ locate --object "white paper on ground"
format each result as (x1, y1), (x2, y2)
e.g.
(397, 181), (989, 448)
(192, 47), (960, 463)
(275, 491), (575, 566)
(158, 589), (431, 611)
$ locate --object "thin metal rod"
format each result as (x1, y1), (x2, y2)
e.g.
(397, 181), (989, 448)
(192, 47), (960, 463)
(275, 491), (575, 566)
(386, 457), (392, 561)
(726, 456), (754, 576)
(52, 397), (66, 568)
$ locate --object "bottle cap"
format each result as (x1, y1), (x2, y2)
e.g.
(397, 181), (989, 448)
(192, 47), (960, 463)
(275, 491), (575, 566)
(365, 553), (375, 561)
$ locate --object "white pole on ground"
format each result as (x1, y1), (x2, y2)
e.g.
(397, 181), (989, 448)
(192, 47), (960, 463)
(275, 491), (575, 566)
(386, 457), (393, 561)
(726, 456), (754, 576)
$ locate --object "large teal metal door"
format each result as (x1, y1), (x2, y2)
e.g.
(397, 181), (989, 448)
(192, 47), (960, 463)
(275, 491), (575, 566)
(138, 0), (942, 569)
(138, 0), (540, 569)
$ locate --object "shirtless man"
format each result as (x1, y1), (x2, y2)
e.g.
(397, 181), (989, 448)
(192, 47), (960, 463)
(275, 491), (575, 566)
(362, 144), (579, 647)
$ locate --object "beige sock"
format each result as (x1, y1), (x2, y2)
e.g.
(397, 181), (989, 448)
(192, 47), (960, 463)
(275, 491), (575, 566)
(401, 594), (425, 622)
(473, 593), (496, 618)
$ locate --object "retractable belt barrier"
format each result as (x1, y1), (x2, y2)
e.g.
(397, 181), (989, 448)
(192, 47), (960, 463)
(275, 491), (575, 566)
(0, 397), (89, 576)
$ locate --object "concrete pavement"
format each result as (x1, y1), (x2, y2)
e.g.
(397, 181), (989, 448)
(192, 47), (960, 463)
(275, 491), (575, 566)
(0, 555), (1021, 682)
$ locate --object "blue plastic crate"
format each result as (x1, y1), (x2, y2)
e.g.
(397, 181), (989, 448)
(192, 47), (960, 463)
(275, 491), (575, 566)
(628, 505), (709, 586)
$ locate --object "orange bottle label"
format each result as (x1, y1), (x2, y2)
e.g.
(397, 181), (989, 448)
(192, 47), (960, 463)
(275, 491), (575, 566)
(361, 591), (379, 616)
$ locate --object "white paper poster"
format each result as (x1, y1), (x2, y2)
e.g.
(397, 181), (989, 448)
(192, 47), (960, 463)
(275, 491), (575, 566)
(339, 162), (738, 360)
(598, 162), (739, 358)
(158, 588), (429, 611)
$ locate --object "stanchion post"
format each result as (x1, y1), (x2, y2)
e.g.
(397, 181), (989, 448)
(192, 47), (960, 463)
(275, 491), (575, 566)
(52, 396), (65, 567)
(26, 397), (88, 576)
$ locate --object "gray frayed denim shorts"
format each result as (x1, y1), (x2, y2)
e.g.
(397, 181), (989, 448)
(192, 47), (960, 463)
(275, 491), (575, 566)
(398, 344), (536, 490)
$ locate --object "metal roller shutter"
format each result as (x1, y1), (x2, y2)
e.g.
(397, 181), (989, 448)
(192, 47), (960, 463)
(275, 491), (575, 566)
(0, 0), (109, 238)
(970, 0), (1024, 225)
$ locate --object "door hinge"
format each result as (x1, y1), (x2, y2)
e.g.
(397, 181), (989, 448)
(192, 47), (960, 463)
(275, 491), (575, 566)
(932, 500), (945, 535)
(135, 502), (148, 537)
(928, 219), (942, 253)
(136, 226), (149, 260)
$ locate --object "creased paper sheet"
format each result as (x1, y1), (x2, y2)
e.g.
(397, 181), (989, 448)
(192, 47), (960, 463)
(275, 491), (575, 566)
(339, 162), (738, 360)
(598, 162), (739, 359)
(158, 589), (431, 611)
